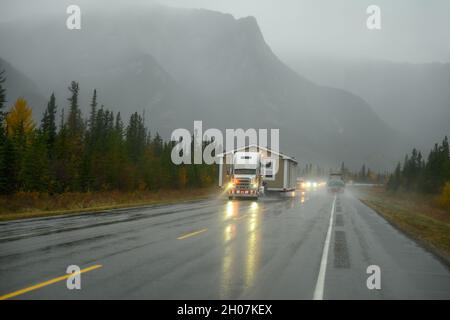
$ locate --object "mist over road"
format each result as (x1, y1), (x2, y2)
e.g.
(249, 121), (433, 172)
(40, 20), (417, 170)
(1, 188), (449, 299)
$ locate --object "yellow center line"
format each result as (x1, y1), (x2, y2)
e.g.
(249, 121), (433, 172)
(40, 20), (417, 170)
(177, 228), (208, 240)
(0, 264), (103, 300)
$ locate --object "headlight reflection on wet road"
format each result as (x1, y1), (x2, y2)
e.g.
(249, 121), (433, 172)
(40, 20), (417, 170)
(245, 203), (261, 289)
(220, 200), (262, 298)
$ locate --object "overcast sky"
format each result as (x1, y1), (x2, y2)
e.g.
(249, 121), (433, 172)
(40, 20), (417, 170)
(1, 0), (449, 63)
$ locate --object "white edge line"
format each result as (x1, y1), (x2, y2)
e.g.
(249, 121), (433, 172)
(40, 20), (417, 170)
(313, 194), (336, 300)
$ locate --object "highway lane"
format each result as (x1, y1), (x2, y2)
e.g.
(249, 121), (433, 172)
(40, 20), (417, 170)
(0, 188), (449, 299)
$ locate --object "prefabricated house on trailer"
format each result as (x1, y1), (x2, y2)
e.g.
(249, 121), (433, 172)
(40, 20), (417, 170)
(217, 145), (298, 193)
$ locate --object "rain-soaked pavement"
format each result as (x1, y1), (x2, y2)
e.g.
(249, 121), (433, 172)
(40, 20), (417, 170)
(0, 187), (449, 299)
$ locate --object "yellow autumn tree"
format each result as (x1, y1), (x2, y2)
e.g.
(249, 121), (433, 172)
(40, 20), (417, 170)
(437, 182), (450, 211)
(6, 98), (35, 138)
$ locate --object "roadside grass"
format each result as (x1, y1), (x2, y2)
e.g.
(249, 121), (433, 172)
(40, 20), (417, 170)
(358, 186), (450, 264)
(0, 188), (219, 222)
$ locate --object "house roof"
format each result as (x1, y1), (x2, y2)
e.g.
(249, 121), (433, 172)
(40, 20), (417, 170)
(217, 144), (298, 164)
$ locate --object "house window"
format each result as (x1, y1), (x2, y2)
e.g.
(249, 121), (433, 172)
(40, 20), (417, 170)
(261, 158), (276, 181)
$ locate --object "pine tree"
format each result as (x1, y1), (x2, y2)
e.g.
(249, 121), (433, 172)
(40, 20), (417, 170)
(0, 72), (18, 194)
(0, 68), (6, 123)
(109, 112), (125, 189)
(126, 112), (146, 162)
(67, 81), (83, 136)
(442, 136), (450, 182)
(57, 81), (84, 191)
(422, 143), (441, 193)
(22, 132), (49, 191)
(89, 89), (98, 132)
(0, 67), (8, 193)
(41, 93), (57, 153)
(0, 137), (17, 194)
(152, 132), (163, 157)
(393, 162), (401, 190)
(59, 107), (65, 130)
(115, 112), (123, 135)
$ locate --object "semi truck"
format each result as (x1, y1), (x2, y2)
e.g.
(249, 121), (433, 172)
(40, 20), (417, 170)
(227, 152), (262, 200)
(218, 145), (298, 199)
(327, 172), (345, 194)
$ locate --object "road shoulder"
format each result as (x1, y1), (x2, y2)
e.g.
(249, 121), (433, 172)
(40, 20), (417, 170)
(0, 188), (218, 222)
(356, 186), (450, 267)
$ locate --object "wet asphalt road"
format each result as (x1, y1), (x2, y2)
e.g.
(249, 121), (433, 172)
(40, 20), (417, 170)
(0, 187), (449, 299)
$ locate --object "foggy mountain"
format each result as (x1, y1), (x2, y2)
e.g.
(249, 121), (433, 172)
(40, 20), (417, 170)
(0, 57), (46, 112)
(285, 56), (450, 152)
(0, 5), (404, 170)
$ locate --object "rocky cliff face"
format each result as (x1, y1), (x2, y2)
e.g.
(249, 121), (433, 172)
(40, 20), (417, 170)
(0, 5), (403, 169)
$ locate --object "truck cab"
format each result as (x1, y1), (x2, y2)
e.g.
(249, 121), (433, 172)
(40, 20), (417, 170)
(327, 173), (345, 194)
(228, 152), (262, 200)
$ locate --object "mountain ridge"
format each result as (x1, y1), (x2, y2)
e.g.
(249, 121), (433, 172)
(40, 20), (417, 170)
(284, 55), (450, 152)
(0, 5), (404, 170)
